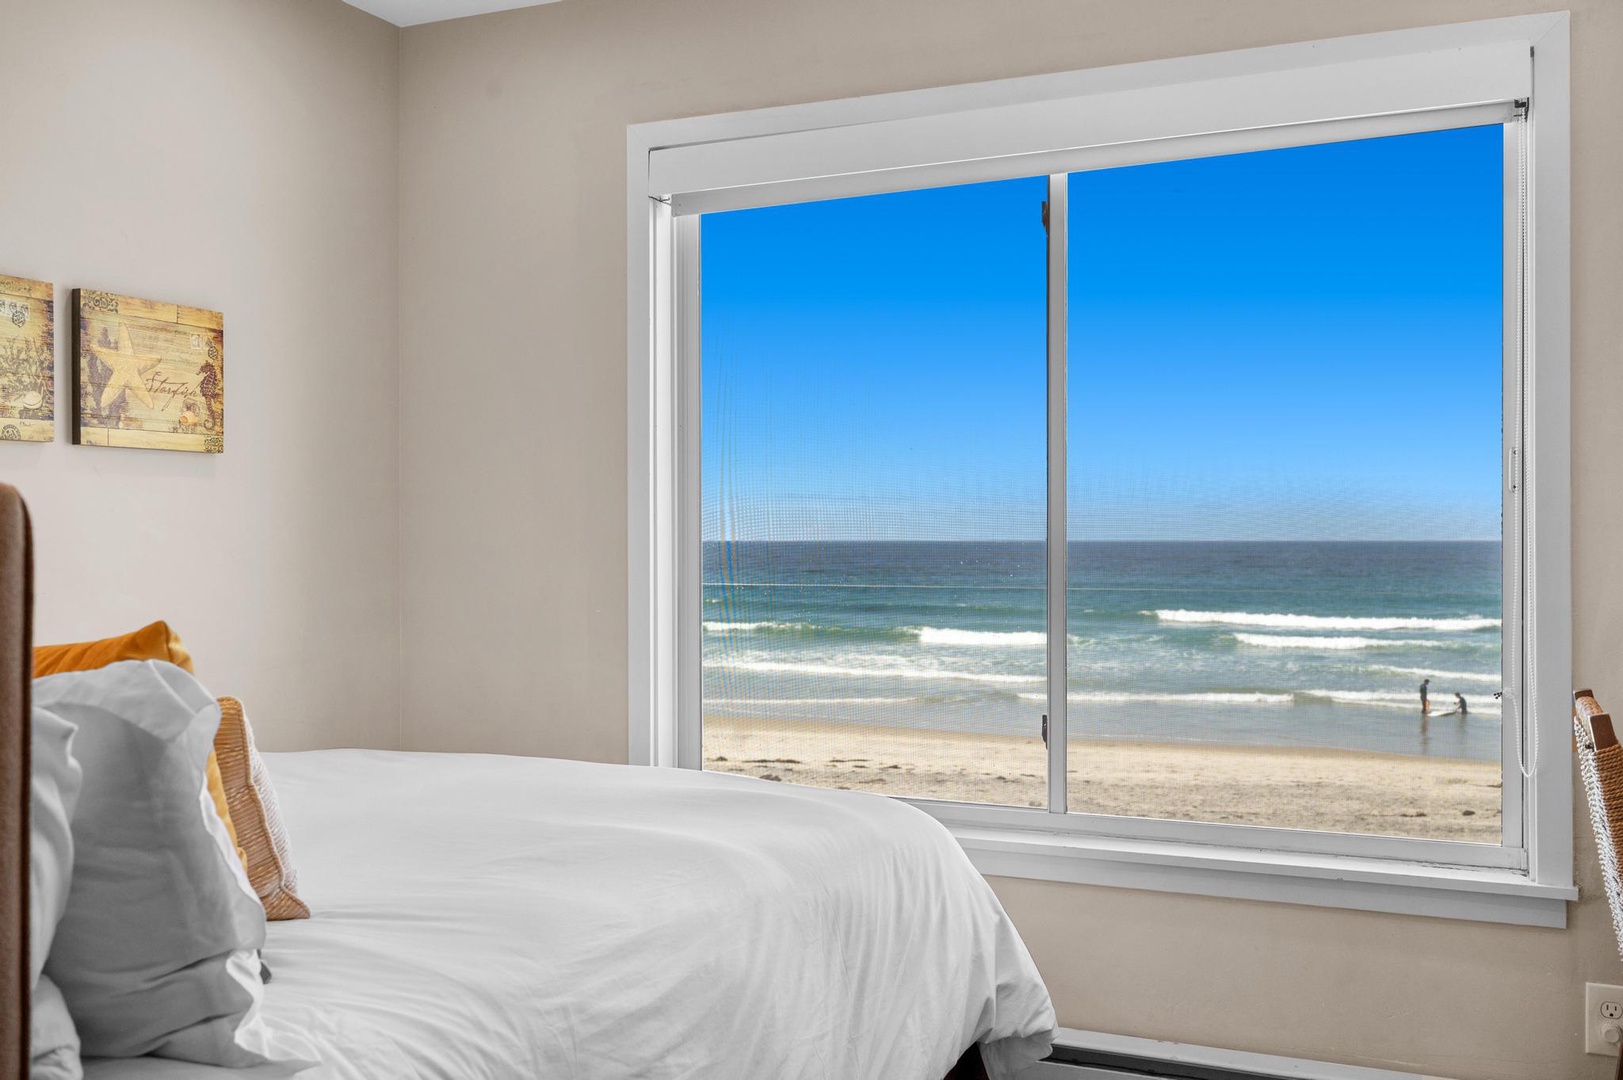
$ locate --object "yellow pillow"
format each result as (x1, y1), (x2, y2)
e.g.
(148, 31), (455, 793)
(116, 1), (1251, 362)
(34, 621), (244, 864)
(33, 619), (195, 678)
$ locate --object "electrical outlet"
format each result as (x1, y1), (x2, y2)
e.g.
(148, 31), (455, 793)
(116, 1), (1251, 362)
(1586, 983), (1623, 1055)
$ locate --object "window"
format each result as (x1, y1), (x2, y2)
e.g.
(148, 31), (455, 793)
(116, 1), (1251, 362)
(700, 179), (1050, 807)
(1062, 127), (1508, 840)
(631, 15), (1574, 924)
(700, 125), (1508, 841)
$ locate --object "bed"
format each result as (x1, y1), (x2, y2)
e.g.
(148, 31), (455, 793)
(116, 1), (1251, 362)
(2, 484), (1056, 1079)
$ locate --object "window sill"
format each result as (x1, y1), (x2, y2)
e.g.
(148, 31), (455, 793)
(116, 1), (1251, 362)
(946, 821), (1576, 927)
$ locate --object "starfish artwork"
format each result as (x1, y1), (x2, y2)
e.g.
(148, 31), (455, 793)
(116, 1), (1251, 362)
(74, 290), (224, 453)
(94, 321), (160, 412)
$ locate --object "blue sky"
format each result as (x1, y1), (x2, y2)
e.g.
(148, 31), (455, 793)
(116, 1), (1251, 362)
(701, 125), (1505, 542)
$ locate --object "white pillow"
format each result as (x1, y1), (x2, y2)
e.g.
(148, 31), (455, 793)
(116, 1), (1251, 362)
(30, 975), (81, 1080)
(30, 708), (82, 1080)
(33, 660), (299, 1068)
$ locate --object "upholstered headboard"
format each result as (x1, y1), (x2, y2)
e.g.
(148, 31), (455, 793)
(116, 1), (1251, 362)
(0, 485), (32, 1080)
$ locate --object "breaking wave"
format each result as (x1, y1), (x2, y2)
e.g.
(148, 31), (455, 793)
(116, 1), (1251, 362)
(1153, 610), (1500, 632)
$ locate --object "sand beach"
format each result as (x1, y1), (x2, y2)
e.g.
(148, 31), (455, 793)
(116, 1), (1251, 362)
(704, 714), (1501, 842)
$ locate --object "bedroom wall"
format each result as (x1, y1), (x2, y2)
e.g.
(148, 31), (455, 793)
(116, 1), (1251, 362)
(397, 2), (1623, 1077)
(0, 0), (402, 750)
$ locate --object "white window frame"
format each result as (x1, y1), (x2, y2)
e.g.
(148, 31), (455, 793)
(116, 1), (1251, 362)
(627, 13), (1574, 927)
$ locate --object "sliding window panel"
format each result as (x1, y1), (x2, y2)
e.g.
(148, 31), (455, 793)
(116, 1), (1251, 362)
(1065, 126), (1507, 840)
(700, 178), (1050, 807)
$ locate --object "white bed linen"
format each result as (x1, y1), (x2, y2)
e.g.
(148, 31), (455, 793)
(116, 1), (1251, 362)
(85, 750), (1054, 1080)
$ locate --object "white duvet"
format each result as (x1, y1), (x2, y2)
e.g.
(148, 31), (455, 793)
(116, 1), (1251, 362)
(85, 751), (1054, 1080)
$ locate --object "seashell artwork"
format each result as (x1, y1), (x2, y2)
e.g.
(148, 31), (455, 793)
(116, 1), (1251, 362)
(0, 275), (55, 443)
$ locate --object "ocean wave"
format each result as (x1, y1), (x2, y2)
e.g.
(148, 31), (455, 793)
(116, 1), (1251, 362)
(1366, 666), (1501, 685)
(915, 627), (1045, 647)
(703, 621), (915, 641)
(707, 697), (906, 706)
(704, 621), (805, 633)
(704, 622), (1052, 647)
(1008, 688), (1501, 711)
(1233, 633), (1465, 651)
(1300, 689), (1500, 712)
(1300, 689), (1422, 707)
(1018, 691), (1293, 705)
(1153, 609), (1500, 632)
(719, 659), (1042, 685)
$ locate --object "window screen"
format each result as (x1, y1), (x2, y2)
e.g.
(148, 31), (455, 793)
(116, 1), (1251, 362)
(1065, 126), (1505, 839)
(697, 124), (1508, 841)
(700, 177), (1051, 806)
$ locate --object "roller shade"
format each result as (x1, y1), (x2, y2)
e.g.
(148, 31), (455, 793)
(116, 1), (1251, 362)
(650, 40), (1530, 215)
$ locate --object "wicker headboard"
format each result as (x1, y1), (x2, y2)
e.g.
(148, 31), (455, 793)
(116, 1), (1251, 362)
(0, 485), (32, 1080)
(1577, 688), (1623, 961)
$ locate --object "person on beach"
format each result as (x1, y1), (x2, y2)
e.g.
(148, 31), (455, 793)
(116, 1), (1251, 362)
(1419, 678), (1430, 715)
(1454, 692), (1468, 716)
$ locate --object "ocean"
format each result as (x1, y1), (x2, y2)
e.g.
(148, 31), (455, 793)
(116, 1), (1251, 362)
(701, 541), (1503, 762)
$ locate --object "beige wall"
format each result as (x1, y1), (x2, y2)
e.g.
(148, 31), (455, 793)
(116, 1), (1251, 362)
(0, 0), (402, 750)
(398, 1), (1623, 1077)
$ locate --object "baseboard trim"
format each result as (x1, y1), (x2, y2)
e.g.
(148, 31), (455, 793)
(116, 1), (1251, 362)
(1017, 1029), (1452, 1080)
